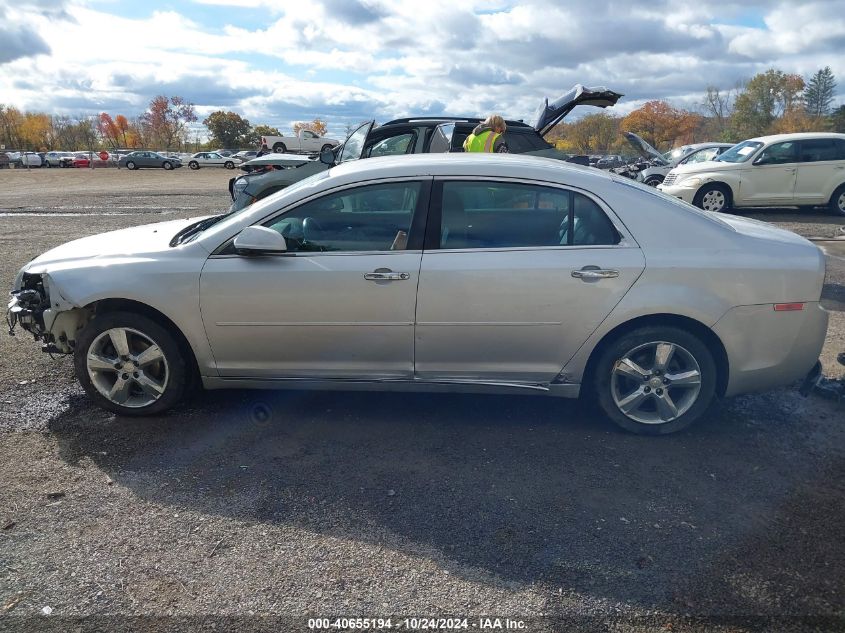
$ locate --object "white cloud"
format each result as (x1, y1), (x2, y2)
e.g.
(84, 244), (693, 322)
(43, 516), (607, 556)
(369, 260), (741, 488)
(1, 0), (843, 140)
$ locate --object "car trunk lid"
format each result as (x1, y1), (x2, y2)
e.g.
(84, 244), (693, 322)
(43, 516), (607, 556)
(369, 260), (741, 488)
(532, 85), (623, 137)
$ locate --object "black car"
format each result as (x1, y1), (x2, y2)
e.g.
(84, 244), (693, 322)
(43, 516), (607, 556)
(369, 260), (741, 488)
(228, 85), (623, 211)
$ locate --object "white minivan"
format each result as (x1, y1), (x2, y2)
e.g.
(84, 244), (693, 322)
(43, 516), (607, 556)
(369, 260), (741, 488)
(658, 133), (845, 215)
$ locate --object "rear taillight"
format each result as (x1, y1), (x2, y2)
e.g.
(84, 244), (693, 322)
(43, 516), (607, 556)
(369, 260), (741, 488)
(774, 303), (805, 312)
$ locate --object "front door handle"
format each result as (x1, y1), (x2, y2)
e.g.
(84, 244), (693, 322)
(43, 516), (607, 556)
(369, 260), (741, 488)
(364, 270), (410, 281)
(571, 268), (619, 281)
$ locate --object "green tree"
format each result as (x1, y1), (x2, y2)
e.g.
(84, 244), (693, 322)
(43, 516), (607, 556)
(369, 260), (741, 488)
(804, 66), (837, 118)
(731, 70), (805, 138)
(253, 124), (281, 137)
(831, 105), (845, 133)
(203, 110), (252, 148)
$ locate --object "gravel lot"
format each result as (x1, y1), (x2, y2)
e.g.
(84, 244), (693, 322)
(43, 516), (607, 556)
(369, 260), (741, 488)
(0, 168), (843, 632)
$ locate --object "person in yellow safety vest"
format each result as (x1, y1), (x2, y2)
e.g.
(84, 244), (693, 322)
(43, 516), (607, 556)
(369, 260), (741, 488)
(463, 114), (509, 153)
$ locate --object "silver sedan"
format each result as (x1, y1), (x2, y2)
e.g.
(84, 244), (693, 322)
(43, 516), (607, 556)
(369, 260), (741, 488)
(7, 154), (828, 434)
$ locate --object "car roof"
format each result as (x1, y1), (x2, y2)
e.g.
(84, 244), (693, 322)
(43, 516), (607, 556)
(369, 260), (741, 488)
(379, 117), (534, 129)
(748, 132), (845, 144)
(328, 153), (609, 188)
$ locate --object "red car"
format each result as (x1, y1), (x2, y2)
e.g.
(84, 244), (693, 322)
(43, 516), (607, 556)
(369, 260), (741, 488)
(72, 153), (91, 168)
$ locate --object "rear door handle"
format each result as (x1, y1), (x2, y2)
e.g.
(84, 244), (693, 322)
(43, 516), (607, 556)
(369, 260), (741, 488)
(571, 268), (619, 280)
(364, 270), (410, 281)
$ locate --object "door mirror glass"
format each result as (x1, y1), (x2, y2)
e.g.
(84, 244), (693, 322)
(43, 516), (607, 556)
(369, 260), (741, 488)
(319, 146), (336, 165)
(234, 226), (288, 255)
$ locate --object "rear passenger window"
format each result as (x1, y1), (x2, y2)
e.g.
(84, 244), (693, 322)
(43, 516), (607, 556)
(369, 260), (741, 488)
(439, 181), (619, 249)
(801, 139), (845, 162)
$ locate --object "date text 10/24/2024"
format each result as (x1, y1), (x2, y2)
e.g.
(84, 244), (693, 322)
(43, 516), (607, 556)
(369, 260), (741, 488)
(308, 617), (527, 630)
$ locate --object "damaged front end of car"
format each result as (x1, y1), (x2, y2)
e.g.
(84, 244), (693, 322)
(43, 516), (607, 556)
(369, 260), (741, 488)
(7, 272), (92, 355)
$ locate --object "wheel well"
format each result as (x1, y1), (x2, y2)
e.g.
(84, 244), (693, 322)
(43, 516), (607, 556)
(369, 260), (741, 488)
(582, 313), (729, 397)
(695, 181), (733, 205)
(86, 298), (200, 384)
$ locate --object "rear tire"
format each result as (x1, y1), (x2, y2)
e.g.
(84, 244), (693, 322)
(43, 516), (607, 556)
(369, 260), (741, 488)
(592, 326), (717, 435)
(126, 161), (136, 170)
(829, 184), (845, 217)
(693, 183), (731, 213)
(188, 161), (199, 170)
(74, 311), (187, 416)
(273, 143), (286, 153)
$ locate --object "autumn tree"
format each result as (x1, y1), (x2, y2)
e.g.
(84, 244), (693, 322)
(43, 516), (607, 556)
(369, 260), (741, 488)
(804, 66), (837, 119)
(203, 110), (252, 148)
(622, 101), (701, 150)
(114, 115), (139, 147)
(139, 95), (197, 149)
(293, 118), (327, 136)
(731, 70), (805, 138)
(0, 105), (24, 148)
(97, 113), (121, 148)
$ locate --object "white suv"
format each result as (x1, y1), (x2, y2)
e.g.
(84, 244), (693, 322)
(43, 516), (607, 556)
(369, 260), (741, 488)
(658, 132), (845, 215)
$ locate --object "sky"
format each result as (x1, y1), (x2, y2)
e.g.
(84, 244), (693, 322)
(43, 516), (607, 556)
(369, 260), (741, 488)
(1, 0), (844, 140)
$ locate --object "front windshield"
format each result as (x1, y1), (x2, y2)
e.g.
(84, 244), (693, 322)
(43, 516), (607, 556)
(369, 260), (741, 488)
(716, 141), (762, 163)
(663, 148), (686, 162)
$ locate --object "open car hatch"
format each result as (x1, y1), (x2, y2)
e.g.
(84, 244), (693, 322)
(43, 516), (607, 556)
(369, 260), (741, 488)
(532, 85), (623, 137)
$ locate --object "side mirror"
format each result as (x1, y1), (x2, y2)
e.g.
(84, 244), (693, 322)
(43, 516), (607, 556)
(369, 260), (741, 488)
(319, 146), (336, 165)
(233, 226), (287, 256)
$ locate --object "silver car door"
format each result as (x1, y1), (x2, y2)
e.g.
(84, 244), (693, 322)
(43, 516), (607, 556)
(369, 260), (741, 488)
(199, 178), (430, 379)
(415, 179), (645, 384)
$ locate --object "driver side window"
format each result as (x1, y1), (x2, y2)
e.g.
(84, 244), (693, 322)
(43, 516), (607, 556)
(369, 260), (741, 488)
(264, 181), (422, 253)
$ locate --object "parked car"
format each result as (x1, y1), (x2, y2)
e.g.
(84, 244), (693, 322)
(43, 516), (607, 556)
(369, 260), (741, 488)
(44, 151), (75, 167)
(231, 84), (623, 211)
(596, 155), (625, 169)
(260, 129), (341, 154)
(72, 152), (91, 168)
(187, 152), (238, 170)
(658, 132), (845, 215)
(8, 154), (827, 435)
(0, 153), (9, 169)
(229, 154), (327, 211)
(118, 151), (182, 170)
(8, 151), (42, 167)
(625, 133), (735, 186)
(233, 150), (258, 162)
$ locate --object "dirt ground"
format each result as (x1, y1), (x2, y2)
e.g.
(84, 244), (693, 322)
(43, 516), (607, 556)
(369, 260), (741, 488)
(0, 168), (843, 632)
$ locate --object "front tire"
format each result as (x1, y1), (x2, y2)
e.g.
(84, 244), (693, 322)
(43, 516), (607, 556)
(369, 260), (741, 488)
(592, 326), (717, 435)
(162, 161), (173, 170)
(74, 311), (187, 416)
(693, 183), (731, 213)
(829, 184), (845, 217)
(644, 175), (664, 187)
(224, 161), (234, 169)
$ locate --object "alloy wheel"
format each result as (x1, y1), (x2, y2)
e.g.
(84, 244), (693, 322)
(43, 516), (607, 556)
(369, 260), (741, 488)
(610, 341), (702, 424)
(700, 189), (726, 212)
(838, 191), (845, 214)
(86, 327), (169, 408)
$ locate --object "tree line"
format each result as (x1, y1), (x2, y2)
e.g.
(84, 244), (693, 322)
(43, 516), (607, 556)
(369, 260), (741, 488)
(549, 66), (843, 154)
(0, 94), (330, 152)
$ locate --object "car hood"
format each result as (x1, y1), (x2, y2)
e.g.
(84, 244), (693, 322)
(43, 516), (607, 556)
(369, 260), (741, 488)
(669, 160), (741, 176)
(23, 217), (210, 274)
(532, 85), (623, 137)
(623, 132), (668, 165)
